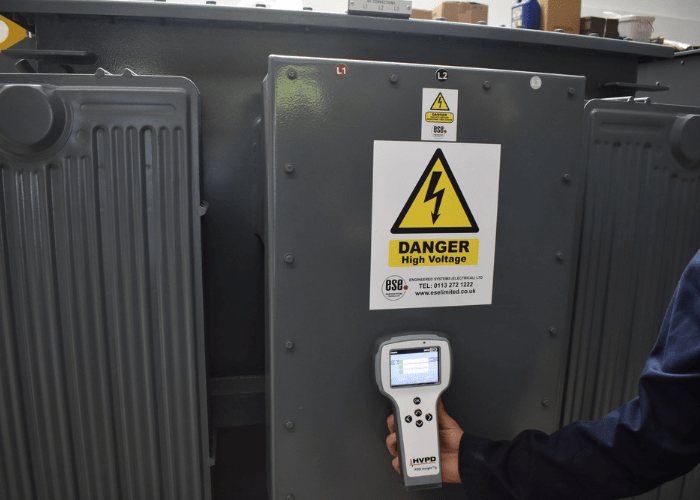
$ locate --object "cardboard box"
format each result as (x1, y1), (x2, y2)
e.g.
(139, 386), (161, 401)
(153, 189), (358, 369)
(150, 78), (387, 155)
(432, 2), (488, 24)
(580, 17), (618, 38)
(539, 0), (581, 34)
(410, 9), (433, 20)
(605, 18), (620, 39)
(618, 15), (655, 43)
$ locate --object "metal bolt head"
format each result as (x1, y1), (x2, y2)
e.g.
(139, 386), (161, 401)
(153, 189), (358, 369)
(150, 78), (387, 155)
(285, 420), (294, 430)
(285, 340), (295, 350)
(406, 4), (411, 9)
(680, 61), (685, 66)
(554, 28), (564, 33)
(567, 86), (576, 96)
(286, 495), (296, 500)
(549, 326), (558, 336)
(482, 81), (491, 90)
(284, 163), (294, 174)
(284, 253), (295, 264)
(541, 398), (550, 407)
(389, 74), (398, 84)
(562, 173), (571, 183)
(556, 252), (565, 261)
(287, 68), (297, 80)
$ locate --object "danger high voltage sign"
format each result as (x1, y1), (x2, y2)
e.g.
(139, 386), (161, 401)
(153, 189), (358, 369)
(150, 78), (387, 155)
(369, 141), (501, 310)
(391, 149), (478, 234)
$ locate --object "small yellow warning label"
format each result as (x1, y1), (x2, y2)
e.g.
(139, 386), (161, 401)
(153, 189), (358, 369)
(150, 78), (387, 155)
(391, 149), (479, 234)
(425, 112), (454, 124)
(389, 239), (479, 267)
(0, 15), (28, 51)
(430, 93), (450, 111)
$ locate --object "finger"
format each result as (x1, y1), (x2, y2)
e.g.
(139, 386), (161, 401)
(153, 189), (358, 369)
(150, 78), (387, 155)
(392, 456), (400, 474)
(437, 398), (459, 430)
(386, 432), (398, 457)
(387, 413), (396, 433)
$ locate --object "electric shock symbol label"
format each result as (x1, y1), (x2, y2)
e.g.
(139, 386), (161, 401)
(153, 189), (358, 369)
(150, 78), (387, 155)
(425, 92), (455, 124)
(422, 88), (458, 141)
(370, 141), (501, 310)
(391, 149), (478, 234)
(431, 93), (450, 110)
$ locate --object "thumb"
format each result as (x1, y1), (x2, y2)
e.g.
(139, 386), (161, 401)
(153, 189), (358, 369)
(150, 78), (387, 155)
(437, 398), (460, 430)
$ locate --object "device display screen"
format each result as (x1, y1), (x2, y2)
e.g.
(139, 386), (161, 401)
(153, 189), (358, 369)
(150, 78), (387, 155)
(389, 347), (440, 387)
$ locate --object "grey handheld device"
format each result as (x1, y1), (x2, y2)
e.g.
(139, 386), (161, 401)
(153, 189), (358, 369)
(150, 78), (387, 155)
(375, 333), (452, 490)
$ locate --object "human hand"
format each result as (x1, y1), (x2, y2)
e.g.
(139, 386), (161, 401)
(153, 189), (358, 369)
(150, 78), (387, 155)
(385, 398), (464, 483)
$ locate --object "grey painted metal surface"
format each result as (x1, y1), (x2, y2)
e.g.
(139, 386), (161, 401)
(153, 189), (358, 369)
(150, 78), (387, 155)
(264, 55), (584, 499)
(637, 51), (700, 107)
(4, 1), (663, 390)
(563, 99), (700, 500)
(0, 37), (36, 73)
(0, 0), (674, 59)
(0, 73), (210, 500)
(0, 3), (696, 500)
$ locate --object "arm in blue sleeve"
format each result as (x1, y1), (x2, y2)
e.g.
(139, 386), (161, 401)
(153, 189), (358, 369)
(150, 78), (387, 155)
(459, 249), (700, 500)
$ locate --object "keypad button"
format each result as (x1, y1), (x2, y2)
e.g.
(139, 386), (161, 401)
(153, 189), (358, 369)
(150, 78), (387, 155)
(415, 409), (422, 417)
(413, 397), (421, 405)
(425, 413), (433, 421)
(405, 415), (412, 423)
(416, 420), (423, 427)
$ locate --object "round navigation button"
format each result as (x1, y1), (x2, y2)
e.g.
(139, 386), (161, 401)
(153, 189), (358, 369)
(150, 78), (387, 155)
(405, 415), (412, 423)
(415, 409), (422, 417)
(416, 420), (423, 427)
(425, 413), (433, 421)
(413, 397), (421, 405)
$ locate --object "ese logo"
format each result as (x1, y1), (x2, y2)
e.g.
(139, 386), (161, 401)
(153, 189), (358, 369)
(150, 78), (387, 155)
(410, 456), (437, 467)
(432, 125), (446, 139)
(382, 276), (408, 301)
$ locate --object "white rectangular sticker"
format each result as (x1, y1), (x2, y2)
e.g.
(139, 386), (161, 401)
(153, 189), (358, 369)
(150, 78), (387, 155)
(370, 141), (501, 310)
(421, 88), (458, 142)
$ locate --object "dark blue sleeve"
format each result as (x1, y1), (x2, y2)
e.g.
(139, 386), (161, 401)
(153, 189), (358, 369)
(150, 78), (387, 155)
(459, 249), (700, 500)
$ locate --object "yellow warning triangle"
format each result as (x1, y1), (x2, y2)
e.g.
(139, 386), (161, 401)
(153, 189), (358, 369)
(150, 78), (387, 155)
(0, 15), (28, 52)
(391, 149), (478, 234)
(430, 93), (450, 111)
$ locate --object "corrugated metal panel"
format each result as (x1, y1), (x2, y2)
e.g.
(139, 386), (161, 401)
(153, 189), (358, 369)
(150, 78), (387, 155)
(564, 99), (700, 500)
(0, 74), (210, 500)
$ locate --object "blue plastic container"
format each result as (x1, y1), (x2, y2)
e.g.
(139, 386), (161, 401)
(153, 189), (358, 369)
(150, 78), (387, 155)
(511, 0), (541, 29)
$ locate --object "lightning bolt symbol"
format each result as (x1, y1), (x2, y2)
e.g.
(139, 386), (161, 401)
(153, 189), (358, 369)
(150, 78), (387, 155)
(424, 171), (444, 224)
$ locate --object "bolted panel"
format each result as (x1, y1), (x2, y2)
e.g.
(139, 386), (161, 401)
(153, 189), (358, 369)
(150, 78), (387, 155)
(264, 55), (584, 499)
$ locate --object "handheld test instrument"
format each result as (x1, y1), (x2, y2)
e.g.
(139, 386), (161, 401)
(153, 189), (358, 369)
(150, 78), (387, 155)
(375, 333), (452, 490)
